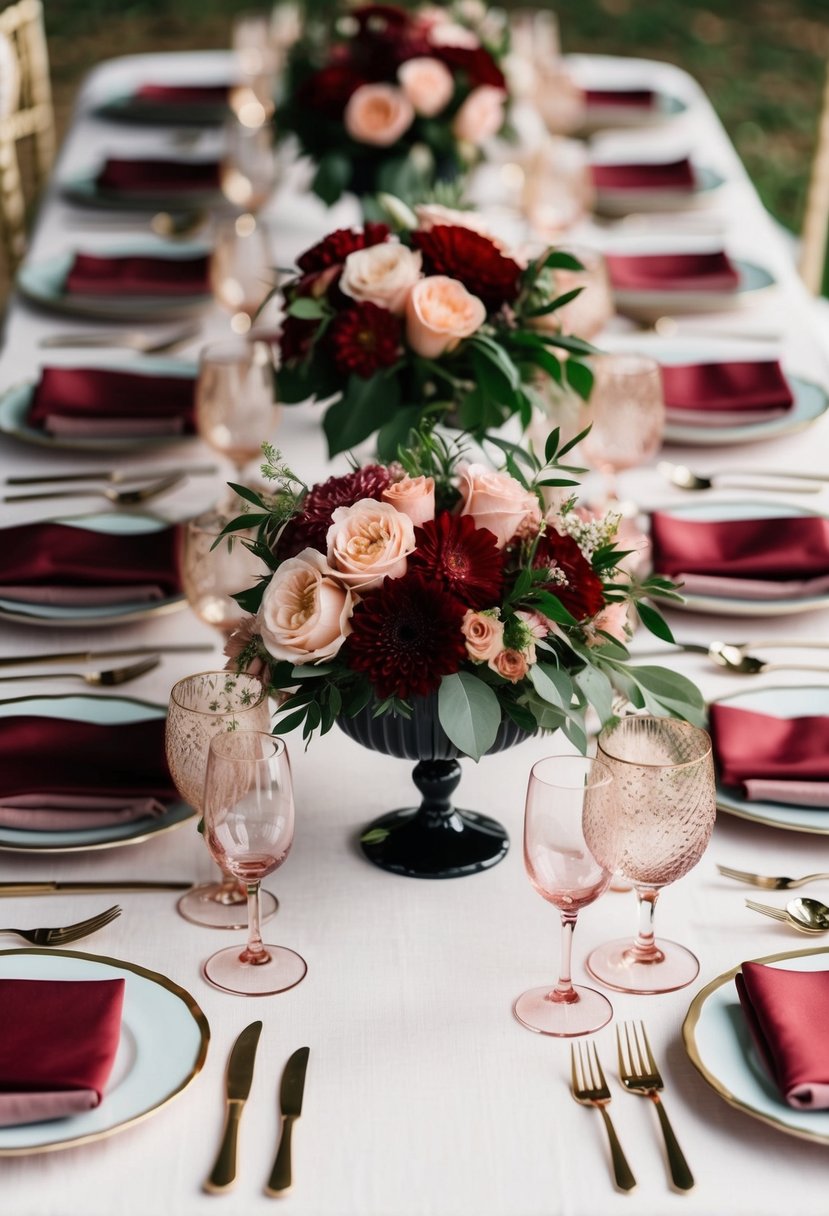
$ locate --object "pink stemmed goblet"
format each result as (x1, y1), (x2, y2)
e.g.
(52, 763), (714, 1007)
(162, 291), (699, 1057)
(513, 755), (618, 1037)
(581, 353), (665, 506)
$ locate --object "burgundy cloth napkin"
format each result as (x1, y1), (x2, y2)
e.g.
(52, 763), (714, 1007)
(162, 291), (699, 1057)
(64, 253), (210, 297)
(736, 962), (829, 1108)
(0, 978), (124, 1126)
(135, 83), (230, 106)
(606, 251), (741, 293)
(27, 366), (196, 438)
(650, 512), (829, 600)
(709, 702), (829, 806)
(660, 360), (794, 426)
(97, 157), (220, 195)
(592, 158), (695, 192)
(0, 715), (177, 829)
(0, 520), (182, 606)
(584, 88), (655, 109)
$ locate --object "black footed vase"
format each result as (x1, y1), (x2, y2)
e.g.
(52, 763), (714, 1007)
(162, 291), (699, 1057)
(337, 697), (530, 879)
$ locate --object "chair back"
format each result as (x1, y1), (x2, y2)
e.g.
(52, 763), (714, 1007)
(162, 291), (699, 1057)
(0, 0), (55, 182)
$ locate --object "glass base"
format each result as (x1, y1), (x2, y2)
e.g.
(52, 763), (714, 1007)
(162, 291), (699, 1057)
(360, 806), (509, 879)
(513, 984), (613, 1037)
(586, 936), (700, 994)
(178, 882), (278, 930)
(203, 943), (307, 996)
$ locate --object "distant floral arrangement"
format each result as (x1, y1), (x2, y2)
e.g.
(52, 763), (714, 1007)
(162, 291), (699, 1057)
(277, 2), (510, 205)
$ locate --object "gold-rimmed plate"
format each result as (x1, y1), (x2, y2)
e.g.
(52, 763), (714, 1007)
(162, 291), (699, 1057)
(683, 945), (829, 1145)
(0, 947), (209, 1155)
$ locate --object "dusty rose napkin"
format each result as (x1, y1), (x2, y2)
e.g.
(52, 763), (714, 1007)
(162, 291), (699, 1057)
(606, 250), (741, 293)
(27, 366), (196, 438)
(736, 962), (829, 1108)
(135, 83), (230, 106)
(660, 360), (794, 427)
(64, 252), (210, 297)
(584, 88), (655, 109)
(708, 702), (829, 807)
(592, 158), (695, 192)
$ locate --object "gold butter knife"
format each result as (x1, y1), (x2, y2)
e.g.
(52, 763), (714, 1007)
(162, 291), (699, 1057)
(205, 1021), (263, 1194)
(0, 644), (214, 669)
(0, 881), (194, 896)
(265, 1046), (310, 1197)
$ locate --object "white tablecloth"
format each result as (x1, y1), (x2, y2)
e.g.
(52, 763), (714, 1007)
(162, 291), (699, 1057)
(1, 50), (828, 1216)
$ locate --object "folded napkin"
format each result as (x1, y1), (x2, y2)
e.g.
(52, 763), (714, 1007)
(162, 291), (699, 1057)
(592, 157), (696, 192)
(0, 520), (182, 606)
(0, 714), (177, 829)
(606, 251), (741, 293)
(64, 253), (210, 297)
(709, 702), (829, 806)
(0, 978), (124, 1126)
(650, 511), (829, 600)
(134, 82), (230, 106)
(660, 360), (794, 427)
(96, 157), (220, 195)
(584, 87), (655, 109)
(736, 961), (829, 1108)
(27, 366), (196, 438)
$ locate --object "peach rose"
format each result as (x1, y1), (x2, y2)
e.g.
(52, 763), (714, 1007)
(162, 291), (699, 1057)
(327, 499), (416, 591)
(428, 20), (480, 49)
(406, 275), (486, 358)
(459, 464), (540, 549)
(415, 202), (497, 240)
(462, 610), (504, 663)
(382, 474), (435, 526)
(489, 648), (530, 682)
(344, 83), (415, 146)
(398, 57), (454, 117)
(587, 601), (631, 647)
(453, 85), (506, 145)
(340, 242), (422, 316)
(258, 549), (353, 664)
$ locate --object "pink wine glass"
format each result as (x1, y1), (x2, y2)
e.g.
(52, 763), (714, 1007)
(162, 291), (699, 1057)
(513, 755), (618, 1037)
(202, 730), (306, 996)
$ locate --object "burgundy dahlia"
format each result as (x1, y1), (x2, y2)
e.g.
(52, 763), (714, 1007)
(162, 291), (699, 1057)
(279, 314), (318, 365)
(296, 224), (390, 274)
(300, 64), (368, 118)
(433, 45), (506, 90)
(531, 531), (605, 621)
(327, 302), (402, 378)
(277, 465), (392, 558)
(346, 572), (467, 700)
(412, 225), (522, 310)
(408, 512), (504, 609)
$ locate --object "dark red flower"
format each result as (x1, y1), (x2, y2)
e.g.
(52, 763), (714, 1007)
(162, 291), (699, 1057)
(433, 45), (506, 90)
(296, 224), (390, 275)
(299, 63), (368, 118)
(412, 225), (522, 310)
(408, 512), (504, 609)
(277, 465), (392, 558)
(279, 314), (318, 365)
(531, 531), (606, 621)
(346, 572), (467, 700)
(327, 302), (401, 378)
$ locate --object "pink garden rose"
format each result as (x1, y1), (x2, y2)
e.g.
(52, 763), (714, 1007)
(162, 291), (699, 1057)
(489, 647), (530, 682)
(326, 499), (416, 591)
(258, 549), (353, 664)
(452, 85), (506, 144)
(458, 464), (540, 549)
(381, 474), (436, 527)
(462, 609), (504, 662)
(397, 57), (454, 117)
(340, 242), (423, 316)
(587, 601), (631, 646)
(344, 83), (415, 146)
(414, 202), (497, 239)
(405, 275), (486, 357)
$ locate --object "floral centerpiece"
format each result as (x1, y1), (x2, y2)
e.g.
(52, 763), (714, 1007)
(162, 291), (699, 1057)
(277, 3), (510, 206)
(277, 210), (595, 458)
(223, 429), (703, 764)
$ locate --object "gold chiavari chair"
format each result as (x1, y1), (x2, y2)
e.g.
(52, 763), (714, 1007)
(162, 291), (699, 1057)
(0, 0), (55, 187)
(0, 26), (25, 274)
(799, 62), (829, 296)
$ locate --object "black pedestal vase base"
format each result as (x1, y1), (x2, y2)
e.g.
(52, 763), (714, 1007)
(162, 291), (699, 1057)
(359, 758), (510, 879)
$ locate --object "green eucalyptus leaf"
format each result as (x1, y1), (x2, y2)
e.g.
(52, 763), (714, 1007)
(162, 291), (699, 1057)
(438, 672), (502, 762)
(573, 664), (615, 727)
(323, 373), (402, 456)
(564, 359), (594, 400)
(287, 296), (326, 320)
(636, 601), (676, 644)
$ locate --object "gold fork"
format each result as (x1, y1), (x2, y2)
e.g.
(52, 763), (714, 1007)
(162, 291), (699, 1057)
(744, 899), (824, 933)
(569, 1042), (636, 1193)
(719, 864), (829, 890)
(616, 1022), (694, 1192)
(0, 905), (121, 946)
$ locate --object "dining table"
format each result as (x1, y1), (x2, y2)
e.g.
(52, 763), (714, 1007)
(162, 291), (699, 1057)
(0, 45), (828, 1216)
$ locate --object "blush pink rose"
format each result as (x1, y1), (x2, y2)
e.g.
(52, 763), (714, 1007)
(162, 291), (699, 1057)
(258, 549), (353, 664)
(462, 610), (504, 662)
(415, 202), (497, 239)
(453, 85), (506, 145)
(340, 242), (422, 316)
(406, 275), (486, 358)
(382, 474), (436, 527)
(326, 499), (416, 591)
(428, 20), (480, 49)
(587, 601), (631, 646)
(489, 647), (530, 682)
(398, 57), (454, 117)
(344, 83), (415, 146)
(458, 464), (540, 549)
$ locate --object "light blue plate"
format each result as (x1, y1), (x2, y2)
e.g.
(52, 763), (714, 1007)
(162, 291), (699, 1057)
(94, 87), (229, 126)
(613, 258), (776, 324)
(580, 88), (687, 133)
(60, 165), (223, 211)
(0, 512), (185, 628)
(594, 164), (726, 216)
(0, 948), (209, 1154)
(0, 693), (194, 852)
(0, 358), (197, 453)
(712, 685), (829, 835)
(684, 945), (829, 1144)
(664, 373), (828, 447)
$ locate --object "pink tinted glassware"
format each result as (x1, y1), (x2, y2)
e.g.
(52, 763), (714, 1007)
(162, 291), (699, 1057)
(586, 715), (716, 995)
(581, 353), (665, 504)
(202, 731), (307, 996)
(180, 509), (263, 638)
(195, 337), (279, 486)
(513, 755), (618, 1037)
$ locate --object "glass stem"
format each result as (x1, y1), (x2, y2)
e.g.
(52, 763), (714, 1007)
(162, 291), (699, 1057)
(551, 912), (580, 1004)
(630, 886), (665, 965)
(240, 881), (271, 966)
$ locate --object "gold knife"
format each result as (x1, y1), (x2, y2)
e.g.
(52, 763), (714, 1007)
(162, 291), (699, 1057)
(0, 644), (214, 669)
(0, 881), (194, 896)
(205, 1021), (263, 1194)
(265, 1046), (310, 1198)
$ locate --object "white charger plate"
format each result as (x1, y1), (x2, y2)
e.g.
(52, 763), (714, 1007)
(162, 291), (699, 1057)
(612, 257), (776, 324)
(0, 358), (197, 453)
(652, 499), (829, 617)
(594, 164), (725, 216)
(712, 685), (829, 835)
(0, 692), (194, 852)
(0, 948), (209, 1154)
(60, 165), (223, 211)
(683, 945), (829, 1145)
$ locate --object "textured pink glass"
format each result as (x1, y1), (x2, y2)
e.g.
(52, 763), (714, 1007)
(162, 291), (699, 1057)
(581, 353), (665, 501)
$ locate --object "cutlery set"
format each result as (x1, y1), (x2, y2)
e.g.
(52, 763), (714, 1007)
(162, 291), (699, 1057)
(658, 460), (829, 495)
(38, 322), (202, 354)
(634, 638), (827, 676)
(206, 1022), (310, 1197)
(3, 472), (185, 506)
(720, 866), (829, 932)
(0, 904), (121, 946)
